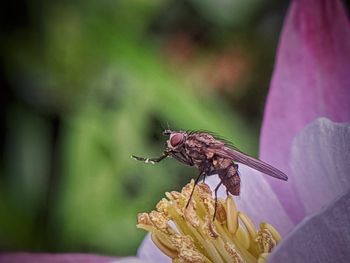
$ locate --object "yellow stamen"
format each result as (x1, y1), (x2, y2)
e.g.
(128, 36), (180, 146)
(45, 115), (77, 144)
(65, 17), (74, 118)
(256, 229), (276, 253)
(260, 222), (281, 244)
(151, 233), (178, 259)
(226, 196), (238, 234)
(224, 242), (244, 263)
(238, 212), (257, 241)
(137, 182), (283, 263)
(234, 225), (250, 249)
(257, 252), (269, 263)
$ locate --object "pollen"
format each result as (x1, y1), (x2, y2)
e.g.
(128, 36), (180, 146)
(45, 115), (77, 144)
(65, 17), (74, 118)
(137, 180), (282, 263)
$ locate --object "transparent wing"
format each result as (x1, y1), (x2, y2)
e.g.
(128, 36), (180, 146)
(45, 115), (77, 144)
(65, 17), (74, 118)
(188, 131), (288, 181)
(214, 146), (288, 181)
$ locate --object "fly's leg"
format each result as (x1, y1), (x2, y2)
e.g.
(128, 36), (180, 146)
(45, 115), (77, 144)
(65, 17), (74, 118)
(213, 181), (223, 221)
(201, 165), (213, 183)
(186, 170), (204, 208)
(131, 152), (169, 164)
(186, 161), (211, 208)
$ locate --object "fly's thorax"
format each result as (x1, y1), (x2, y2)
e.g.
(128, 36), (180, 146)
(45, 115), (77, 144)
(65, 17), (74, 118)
(212, 156), (232, 170)
(192, 157), (206, 169)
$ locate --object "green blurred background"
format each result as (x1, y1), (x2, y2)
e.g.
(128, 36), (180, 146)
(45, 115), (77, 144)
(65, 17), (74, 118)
(0, 0), (291, 256)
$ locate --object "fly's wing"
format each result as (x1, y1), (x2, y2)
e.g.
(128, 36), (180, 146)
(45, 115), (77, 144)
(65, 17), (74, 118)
(214, 146), (288, 181)
(188, 131), (287, 181)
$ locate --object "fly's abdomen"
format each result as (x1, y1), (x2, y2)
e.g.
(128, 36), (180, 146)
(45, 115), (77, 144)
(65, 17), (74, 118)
(218, 164), (241, 196)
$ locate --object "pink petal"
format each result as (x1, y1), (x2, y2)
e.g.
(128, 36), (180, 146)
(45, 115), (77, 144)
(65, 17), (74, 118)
(0, 253), (116, 263)
(260, 0), (350, 224)
(112, 257), (146, 263)
(268, 190), (350, 263)
(290, 118), (350, 215)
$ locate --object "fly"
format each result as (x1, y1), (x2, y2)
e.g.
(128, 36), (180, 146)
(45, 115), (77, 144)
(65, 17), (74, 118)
(132, 130), (288, 219)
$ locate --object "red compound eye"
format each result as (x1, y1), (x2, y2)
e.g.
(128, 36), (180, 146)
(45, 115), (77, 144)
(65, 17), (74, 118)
(170, 133), (184, 147)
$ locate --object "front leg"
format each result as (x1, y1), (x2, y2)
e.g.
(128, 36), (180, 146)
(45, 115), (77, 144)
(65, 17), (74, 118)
(131, 151), (169, 164)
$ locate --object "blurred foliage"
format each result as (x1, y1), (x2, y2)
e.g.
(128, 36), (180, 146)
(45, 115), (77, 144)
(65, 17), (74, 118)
(0, 0), (290, 256)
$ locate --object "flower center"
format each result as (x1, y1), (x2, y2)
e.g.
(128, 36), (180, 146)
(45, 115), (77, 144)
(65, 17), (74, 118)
(137, 181), (282, 263)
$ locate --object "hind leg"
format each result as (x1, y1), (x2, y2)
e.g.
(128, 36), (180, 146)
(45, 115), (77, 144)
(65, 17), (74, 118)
(212, 181), (223, 220)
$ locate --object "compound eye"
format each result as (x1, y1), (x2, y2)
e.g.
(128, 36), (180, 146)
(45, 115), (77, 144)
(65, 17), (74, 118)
(170, 133), (184, 147)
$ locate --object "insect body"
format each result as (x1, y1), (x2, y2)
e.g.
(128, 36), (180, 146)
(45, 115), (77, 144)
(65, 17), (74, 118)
(132, 130), (288, 218)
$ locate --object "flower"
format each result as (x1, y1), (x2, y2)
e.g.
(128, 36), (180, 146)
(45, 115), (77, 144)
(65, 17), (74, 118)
(4, 0), (348, 262)
(137, 180), (281, 263)
(269, 190), (350, 263)
(137, 0), (350, 261)
(260, 0), (350, 224)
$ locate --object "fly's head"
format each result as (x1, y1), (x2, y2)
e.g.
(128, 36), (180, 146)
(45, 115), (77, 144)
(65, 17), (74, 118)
(163, 130), (187, 152)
